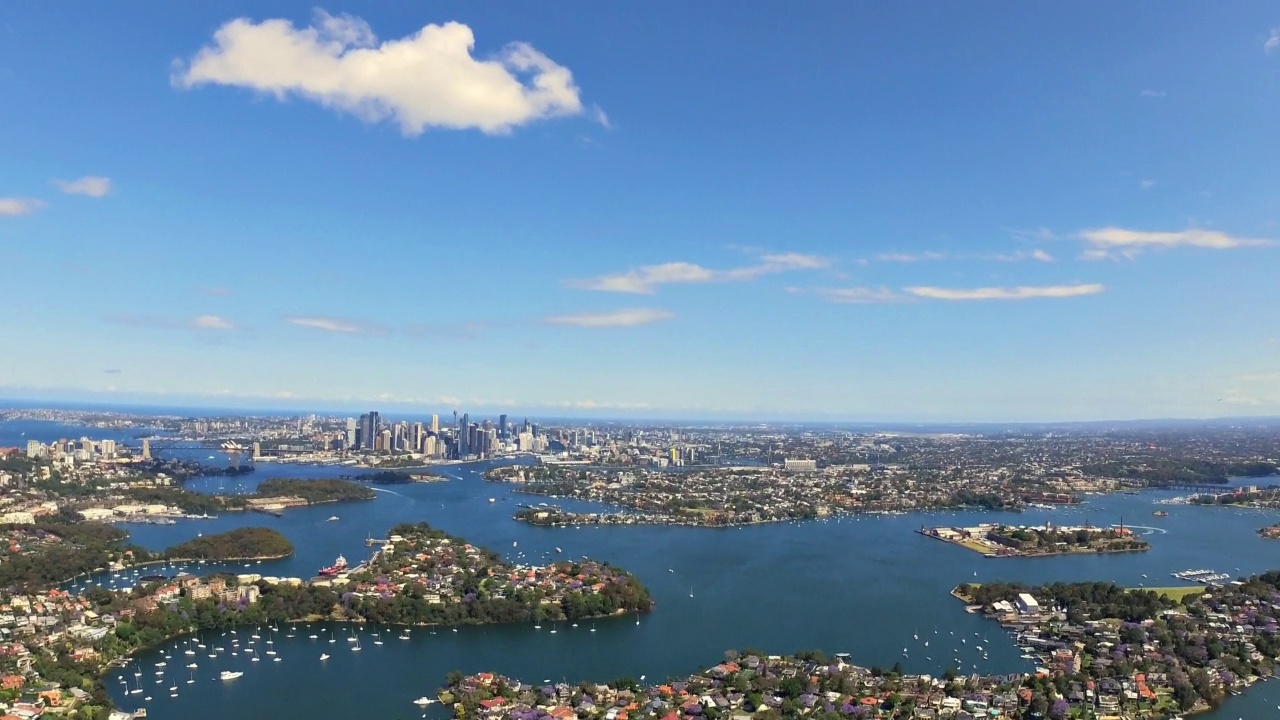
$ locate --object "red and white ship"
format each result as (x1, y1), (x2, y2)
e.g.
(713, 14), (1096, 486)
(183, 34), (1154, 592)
(318, 555), (348, 576)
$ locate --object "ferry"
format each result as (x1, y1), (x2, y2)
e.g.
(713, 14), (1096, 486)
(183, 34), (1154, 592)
(218, 671), (243, 681)
(318, 555), (348, 576)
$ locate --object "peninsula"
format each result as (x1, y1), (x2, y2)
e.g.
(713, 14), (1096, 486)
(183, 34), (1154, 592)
(0, 520), (653, 717)
(918, 523), (1150, 557)
(442, 574), (1280, 720)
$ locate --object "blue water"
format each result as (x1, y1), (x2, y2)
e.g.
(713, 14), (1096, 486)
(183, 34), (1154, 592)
(3, 420), (1278, 719)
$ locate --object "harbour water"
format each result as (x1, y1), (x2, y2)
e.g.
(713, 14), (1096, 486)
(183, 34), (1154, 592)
(4, 419), (1280, 718)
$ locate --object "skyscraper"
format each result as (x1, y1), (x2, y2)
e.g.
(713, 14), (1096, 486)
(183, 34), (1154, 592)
(458, 413), (470, 458)
(345, 418), (357, 449)
(430, 414), (439, 433)
(498, 414), (508, 440)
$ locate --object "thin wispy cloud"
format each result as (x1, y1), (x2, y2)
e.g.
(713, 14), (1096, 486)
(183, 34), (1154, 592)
(872, 249), (1053, 263)
(109, 314), (237, 330)
(566, 253), (829, 294)
(286, 316), (375, 334)
(544, 308), (673, 327)
(1266, 27), (1280, 54)
(1079, 227), (1273, 260)
(0, 198), (46, 217)
(789, 286), (902, 304)
(53, 176), (112, 197)
(1139, 179), (1156, 190)
(905, 283), (1105, 301)
(1140, 89), (1167, 98)
(174, 10), (590, 135)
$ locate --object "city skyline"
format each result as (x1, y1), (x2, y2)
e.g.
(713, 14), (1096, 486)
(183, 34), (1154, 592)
(3, 3), (1279, 421)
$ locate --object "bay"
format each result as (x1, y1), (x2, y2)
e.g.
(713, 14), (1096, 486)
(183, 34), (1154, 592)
(4, 420), (1279, 718)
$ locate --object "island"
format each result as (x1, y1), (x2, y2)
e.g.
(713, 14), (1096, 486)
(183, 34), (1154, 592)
(440, 574), (1280, 720)
(1259, 524), (1280, 539)
(162, 527), (294, 561)
(918, 522), (1150, 557)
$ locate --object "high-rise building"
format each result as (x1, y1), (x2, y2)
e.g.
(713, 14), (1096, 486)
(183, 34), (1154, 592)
(498, 414), (508, 440)
(141, 439), (151, 461)
(25, 440), (45, 458)
(430, 415), (439, 433)
(411, 422), (423, 453)
(345, 418), (357, 448)
(458, 413), (470, 457)
(100, 439), (116, 459)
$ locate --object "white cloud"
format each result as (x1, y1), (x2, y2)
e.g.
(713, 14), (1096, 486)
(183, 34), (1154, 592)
(1139, 179), (1156, 190)
(992, 249), (1055, 263)
(286, 316), (371, 333)
(566, 253), (829, 294)
(1140, 89), (1166, 98)
(1266, 28), (1280, 54)
(191, 315), (235, 330)
(905, 283), (1105, 301)
(544, 308), (673, 327)
(174, 10), (588, 135)
(792, 286), (903, 304)
(0, 198), (45, 216)
(53, 176), (112, 197)
(1080, 227), (1273, 259)
(873, 249), (1053, 263)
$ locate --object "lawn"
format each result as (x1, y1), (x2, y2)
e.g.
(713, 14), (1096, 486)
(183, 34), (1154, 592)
(1131, 586), (1206, 601)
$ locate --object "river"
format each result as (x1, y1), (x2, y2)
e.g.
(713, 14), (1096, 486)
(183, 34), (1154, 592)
(4, 419), (1280, 718)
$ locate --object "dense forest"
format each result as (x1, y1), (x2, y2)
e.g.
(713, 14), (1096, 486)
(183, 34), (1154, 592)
(254, 478), (375, 503)
(163, 527), (294, 560)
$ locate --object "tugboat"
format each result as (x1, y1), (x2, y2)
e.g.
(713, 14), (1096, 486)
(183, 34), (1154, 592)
(318, 555), (348, 576)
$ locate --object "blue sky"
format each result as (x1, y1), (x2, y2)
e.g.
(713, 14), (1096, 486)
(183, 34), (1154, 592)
(2, 3), (1279, 421)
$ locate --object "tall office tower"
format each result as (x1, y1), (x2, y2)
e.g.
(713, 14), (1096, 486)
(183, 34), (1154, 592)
(498, 414), (508, 440)
(423, 435), (437, 457)
(357, 413), (370, 449)
(458, 413), (470, 457)
(378, 428), (392, 452)
(486, 428), (497, 455)
(531, 423), (540, 438)
(345, 418), (357, 448)
(141, 439), (151, 460)
(411, 422), (423, 453)
(430, 415), (439, 433)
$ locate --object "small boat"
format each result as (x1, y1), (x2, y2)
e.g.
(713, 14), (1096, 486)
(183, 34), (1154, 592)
(328, 516), (339, 522)
(414, 697), (438, 706)
(219, 671), (243, 681)
(320, 653), (330, 660)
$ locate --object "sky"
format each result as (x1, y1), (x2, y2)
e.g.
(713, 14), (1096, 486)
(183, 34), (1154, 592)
(2, 3), (1279, 422)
